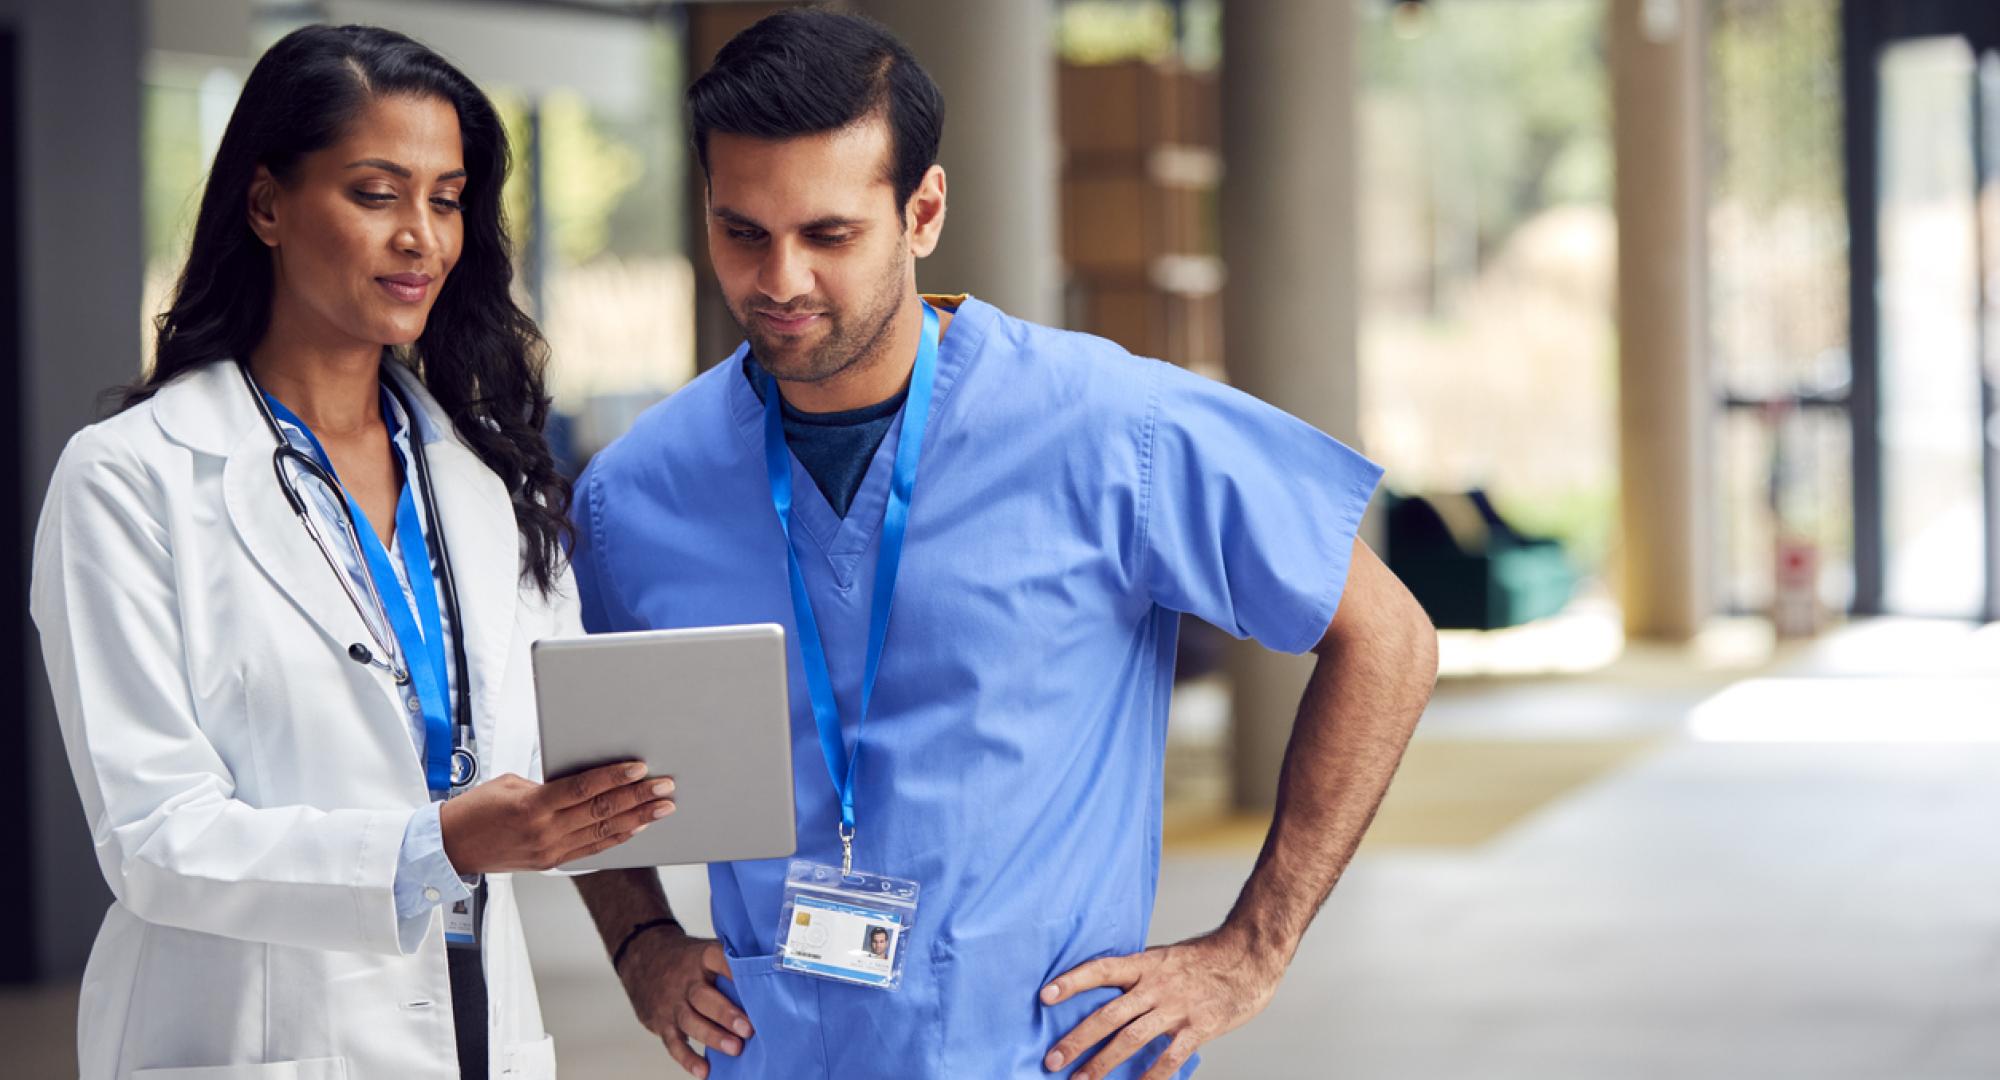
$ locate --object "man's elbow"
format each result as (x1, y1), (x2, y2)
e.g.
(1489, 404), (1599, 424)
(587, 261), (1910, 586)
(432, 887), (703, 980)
(1407, 598), (1440, 692)
(1370, 576), (1438, 699)
(1316, 541), (1439, 688)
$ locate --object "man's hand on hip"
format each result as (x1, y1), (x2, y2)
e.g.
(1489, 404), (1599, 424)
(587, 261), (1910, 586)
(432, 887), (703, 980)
(1039, 928), (1281, 1080)
(619, 931), (753, 1078)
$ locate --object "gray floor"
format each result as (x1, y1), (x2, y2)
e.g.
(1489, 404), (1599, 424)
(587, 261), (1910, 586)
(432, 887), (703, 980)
(520, 619), (2000, 1079)
(521, 747), (2000, 1079)
(9, 619), (1998, 1078)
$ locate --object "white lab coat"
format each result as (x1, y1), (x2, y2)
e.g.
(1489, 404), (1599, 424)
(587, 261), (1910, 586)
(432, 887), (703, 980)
(31, 359), (577, 1080)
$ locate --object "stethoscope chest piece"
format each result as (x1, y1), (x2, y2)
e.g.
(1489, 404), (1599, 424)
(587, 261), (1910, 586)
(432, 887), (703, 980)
(450, 747), (480, 789)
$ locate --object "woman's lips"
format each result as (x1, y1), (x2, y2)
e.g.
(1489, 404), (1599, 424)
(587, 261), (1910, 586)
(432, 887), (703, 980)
(377, 273), (433, 304)
(756, 310), (823, 334)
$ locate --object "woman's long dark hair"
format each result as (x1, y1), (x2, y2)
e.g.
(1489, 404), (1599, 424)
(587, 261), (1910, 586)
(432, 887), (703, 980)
(127, 24), (570, 593)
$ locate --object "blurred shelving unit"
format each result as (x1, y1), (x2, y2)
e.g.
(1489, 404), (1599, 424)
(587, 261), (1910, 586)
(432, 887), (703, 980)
(1059, 59), (1226, 377)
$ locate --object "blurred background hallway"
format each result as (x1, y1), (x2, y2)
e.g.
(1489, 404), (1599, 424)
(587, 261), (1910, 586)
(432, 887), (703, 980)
(4, 0), (1998, 1076)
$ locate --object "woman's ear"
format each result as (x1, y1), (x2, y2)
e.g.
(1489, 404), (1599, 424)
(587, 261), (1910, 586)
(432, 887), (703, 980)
(247, 165), (282, 247)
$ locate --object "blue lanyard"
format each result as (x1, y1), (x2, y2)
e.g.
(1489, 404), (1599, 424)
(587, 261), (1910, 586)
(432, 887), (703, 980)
(263, 390), (457, 795)
(760, 302), (940, 847)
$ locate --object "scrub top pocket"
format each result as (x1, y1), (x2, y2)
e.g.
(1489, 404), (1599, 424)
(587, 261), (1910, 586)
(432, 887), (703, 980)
(711, 952), (827, 1079)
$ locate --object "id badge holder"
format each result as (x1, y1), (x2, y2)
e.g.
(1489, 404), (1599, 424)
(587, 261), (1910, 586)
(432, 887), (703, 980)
(775, 859), (920, 991)
(444, 874), (485, 950)
(442, 745), (483, 950)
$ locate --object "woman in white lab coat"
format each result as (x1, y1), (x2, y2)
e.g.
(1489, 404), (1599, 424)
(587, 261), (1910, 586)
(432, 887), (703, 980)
(30, 25), (671, 1080)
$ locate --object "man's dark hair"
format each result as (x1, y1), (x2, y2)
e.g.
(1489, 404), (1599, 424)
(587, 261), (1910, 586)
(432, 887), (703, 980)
(688, 8), (944, 218)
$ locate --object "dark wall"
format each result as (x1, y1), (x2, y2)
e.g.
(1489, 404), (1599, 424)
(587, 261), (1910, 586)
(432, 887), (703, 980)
(0, 19), (27, 985)
(1857, 0), (2000, 52)
(0, 0), (145, 982)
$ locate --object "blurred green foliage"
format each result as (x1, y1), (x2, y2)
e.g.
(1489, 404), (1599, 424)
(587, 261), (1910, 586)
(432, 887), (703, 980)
(142, 83), (204, 265)
(1710, 0), (1842, 214)
(1362, 0), (1609, 260)
(1057, 0), (1221, 68)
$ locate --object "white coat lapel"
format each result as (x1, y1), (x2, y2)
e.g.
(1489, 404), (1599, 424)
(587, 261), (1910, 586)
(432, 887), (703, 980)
(151, 362), (382, 655)
(387, 367), (520, 741)
(220, 432), (391, 657)
(423, 441), (516, 734)
(159, 361), (523, 748)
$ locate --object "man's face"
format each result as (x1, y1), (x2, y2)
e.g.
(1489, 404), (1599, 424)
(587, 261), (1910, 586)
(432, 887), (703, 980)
(869, 929), (889, 957)
(704, 118), (913, 384)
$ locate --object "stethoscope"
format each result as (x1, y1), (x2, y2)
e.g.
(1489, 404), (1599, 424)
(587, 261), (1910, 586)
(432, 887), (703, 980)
(235, 359), (479, 791)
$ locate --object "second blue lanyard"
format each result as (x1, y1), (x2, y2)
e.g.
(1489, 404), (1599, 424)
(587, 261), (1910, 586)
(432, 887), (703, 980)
(760, 302), (940, 846)
(265, 391), (456, 795)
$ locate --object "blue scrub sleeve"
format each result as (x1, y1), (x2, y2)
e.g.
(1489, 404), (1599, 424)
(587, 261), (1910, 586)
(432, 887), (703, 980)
(1138, 361), (1385, 655)
(569, 463), (630, 635)
(392, 802), (472, 951)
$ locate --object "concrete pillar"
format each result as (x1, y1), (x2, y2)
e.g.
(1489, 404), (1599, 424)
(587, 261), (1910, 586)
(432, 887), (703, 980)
(1219, 0), (1364, 811)
(0, 0), (146, 979)
(1611, 0), (1708, 640)
(856, 0), (1060, 324)
(685, 3), (789, 370)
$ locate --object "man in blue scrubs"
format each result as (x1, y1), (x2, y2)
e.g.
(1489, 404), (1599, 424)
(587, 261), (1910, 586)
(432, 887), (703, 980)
(572, 10), (1438, 1080)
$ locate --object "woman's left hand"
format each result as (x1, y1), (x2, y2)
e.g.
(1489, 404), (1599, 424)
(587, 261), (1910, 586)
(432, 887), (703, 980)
(440, 760), (675, 873)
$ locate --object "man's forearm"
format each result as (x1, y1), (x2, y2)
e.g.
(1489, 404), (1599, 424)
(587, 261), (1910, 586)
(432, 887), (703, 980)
(1222, 600), (1437, 969)
(572, 866), (748, 1070)
(575, 868), (681, 962)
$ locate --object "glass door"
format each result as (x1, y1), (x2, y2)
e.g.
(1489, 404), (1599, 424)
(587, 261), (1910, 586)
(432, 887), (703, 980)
(1979, 48), (2000, 618)
(1875, 36), (1997, 618)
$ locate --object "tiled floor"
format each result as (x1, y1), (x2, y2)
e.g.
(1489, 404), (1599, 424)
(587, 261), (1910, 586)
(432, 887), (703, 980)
(9, 619), (1998, 1078)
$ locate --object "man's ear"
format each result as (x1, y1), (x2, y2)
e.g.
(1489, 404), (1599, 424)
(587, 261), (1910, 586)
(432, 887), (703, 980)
(247, 165), (282, 247)
(906, 164), (947, 259)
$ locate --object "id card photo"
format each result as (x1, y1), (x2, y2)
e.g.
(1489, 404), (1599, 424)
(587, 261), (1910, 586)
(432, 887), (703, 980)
(782, 893), (902, 985)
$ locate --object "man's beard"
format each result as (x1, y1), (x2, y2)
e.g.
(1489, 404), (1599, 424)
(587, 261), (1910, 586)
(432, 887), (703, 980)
(734, 262), (905, 386)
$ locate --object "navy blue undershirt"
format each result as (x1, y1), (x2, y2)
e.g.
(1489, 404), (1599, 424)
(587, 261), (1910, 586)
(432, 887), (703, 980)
(745, 357), (907, 518)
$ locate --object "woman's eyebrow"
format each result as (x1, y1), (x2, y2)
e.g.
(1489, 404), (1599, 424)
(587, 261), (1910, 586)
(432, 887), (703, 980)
(345, 159), (467, 182)
(346, 158), (412, 177)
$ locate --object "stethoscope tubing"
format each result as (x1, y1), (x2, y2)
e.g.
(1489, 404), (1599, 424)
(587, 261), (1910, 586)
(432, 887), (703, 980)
(235, 359), (479, 790)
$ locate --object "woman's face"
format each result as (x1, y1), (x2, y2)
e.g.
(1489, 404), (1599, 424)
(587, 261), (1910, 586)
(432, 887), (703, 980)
(249, 93), (466, 350)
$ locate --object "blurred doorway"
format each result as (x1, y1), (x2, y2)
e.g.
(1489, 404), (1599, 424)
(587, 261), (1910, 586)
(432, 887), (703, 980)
(1848, 0), (2000, 621)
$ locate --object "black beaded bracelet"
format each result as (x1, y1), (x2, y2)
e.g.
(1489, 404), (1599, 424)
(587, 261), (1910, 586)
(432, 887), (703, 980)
(612, 916), (683, 973)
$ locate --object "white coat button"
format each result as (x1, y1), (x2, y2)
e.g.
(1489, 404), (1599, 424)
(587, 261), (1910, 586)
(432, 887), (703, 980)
(423, 886), (441, 902)
(407, 696), (422, 713)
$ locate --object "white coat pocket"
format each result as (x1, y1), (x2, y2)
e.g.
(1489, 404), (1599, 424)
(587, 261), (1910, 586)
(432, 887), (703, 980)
(499, 1033), (557, 1077)
(132, 1059), (348, 1080)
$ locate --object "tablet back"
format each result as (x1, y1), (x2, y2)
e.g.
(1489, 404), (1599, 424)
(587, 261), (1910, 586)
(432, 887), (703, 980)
(532, 624), (797, 870)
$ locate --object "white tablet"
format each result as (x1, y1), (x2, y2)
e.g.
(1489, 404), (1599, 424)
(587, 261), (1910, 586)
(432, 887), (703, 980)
(531, 624), (798, 871)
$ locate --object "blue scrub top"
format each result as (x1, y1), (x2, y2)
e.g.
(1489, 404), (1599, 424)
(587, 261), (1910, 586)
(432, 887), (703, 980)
(572, 296), (1383, 1078)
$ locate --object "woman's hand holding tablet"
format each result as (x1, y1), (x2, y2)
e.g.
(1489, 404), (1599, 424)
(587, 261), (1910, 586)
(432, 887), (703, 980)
(532, 624), (797, 871)
(441, 760), (677, 872)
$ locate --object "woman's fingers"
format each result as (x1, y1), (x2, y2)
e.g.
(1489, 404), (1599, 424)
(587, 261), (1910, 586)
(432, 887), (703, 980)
(541, 760), (649, 814)
(558, 798), (674, 857)
(449, 763), (676, 872)
(548, 798), (676, 865)
(550, 831), (630, 867)
(552, 773), (675, 834)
